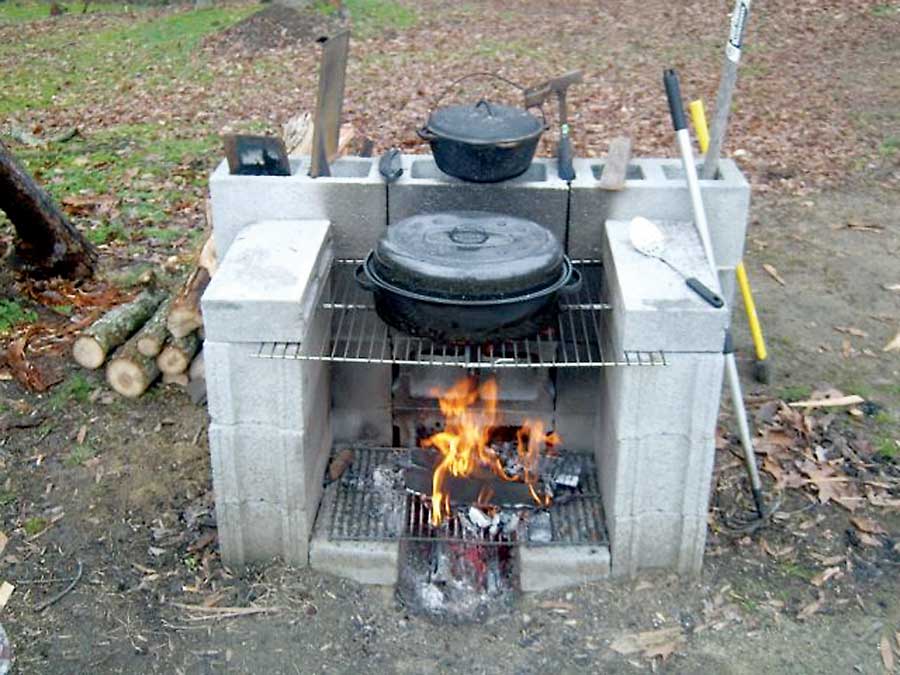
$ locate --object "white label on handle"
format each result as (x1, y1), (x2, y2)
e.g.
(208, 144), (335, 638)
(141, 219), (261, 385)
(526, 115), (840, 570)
(726, 0), (751, 63)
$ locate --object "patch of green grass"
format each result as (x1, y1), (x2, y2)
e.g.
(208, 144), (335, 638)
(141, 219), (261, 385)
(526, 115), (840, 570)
(52, 304), (74, 316)
(779, 385), (811, 402)
(0, 489), (16, 507)
(84, 220), (127, 245)
(780, 561), (814, 582)
(314, 0), (416, 36)
(872, 4), (898, 17)
(0, 299), (38, 335)
(0, 1), (134, 23)
(141, 227), (183, 243)
(50, 373), (93, 408)
(876, 437), (898, 459)
(879, 136), (900, 156)
(65, 444), (97, 467)
(23, 516), (47, 536)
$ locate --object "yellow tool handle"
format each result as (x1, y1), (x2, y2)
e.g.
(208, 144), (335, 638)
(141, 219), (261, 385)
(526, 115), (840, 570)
(736, 261), (767, 360)
(689, 100), (711, 154)
(689, 99), (768, 363)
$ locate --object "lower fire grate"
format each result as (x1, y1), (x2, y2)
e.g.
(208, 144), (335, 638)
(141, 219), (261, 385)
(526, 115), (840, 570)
(327, 446), (608, 548)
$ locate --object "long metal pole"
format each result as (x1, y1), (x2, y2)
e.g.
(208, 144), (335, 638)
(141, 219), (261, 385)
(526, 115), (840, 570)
(702, 0), (751, 179)
(665, 69), (765, 517)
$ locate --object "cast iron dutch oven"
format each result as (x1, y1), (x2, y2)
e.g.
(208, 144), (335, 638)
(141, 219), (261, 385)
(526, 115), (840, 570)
(418, 99), (545, 183)
(356, 211), (581, 343)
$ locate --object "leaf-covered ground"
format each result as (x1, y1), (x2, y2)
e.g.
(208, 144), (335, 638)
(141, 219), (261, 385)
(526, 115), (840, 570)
(0, 1), (899, 672)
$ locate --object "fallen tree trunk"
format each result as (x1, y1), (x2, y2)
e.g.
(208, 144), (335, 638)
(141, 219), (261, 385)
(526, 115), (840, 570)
(0, 139), (97, 280)
(157, 332), (200, 375)
(167, 267), (209, 338)
(73, 289), (165, 369)
(106, 333), (160, 398)
(135, 295), (173, 357)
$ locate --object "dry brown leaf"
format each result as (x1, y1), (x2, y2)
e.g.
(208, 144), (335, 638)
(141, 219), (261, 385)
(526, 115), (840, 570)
(850, 516), (887, 535)
(76, 424), (88, 445)
(0, 531), (7, 557)
(797, 592), (824, 621)
(844, 221), (884, 233)
(0, 580), (13, 609)
(856, 532), (882, 547)
(880, 635), (895, 672)
(788, 395), (865, 409)
(810, 566), (841, 587)
(833, 326), (867, 338)
(762, 263), (786, 286)
(883, 331), (900, 353)
(609, 627), (685, 661)
(841, 338), (853, 358)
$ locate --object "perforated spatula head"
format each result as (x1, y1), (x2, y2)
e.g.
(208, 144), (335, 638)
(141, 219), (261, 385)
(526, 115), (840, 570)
(629, 216), (666, 258)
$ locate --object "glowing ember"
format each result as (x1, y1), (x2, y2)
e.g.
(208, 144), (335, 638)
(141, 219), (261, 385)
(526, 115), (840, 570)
(421, 376), (560, 526)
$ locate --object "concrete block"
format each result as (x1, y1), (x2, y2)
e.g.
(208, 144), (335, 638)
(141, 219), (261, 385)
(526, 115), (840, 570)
(603, 219), (729, 353)
(204, 315), (329, 429)
(331, 362), (393, 445)
(608, 513), (708, 577)
(201, 219), (333, 343)
(209, 418), (331, 567)
(570, 157), (750, 269)
(389, 155), (569, 245)
(518, 544), (610, 592)
(209, 157), (386, 258)
(309, 485), (399, 586)
(554, 369), (600, 453)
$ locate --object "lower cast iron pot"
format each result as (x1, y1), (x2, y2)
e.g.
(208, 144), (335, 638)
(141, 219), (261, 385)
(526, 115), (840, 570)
(356, 210), (581, 343)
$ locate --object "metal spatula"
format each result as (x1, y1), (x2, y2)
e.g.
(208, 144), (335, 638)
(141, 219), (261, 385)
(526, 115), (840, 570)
(629, 217), (724, 308)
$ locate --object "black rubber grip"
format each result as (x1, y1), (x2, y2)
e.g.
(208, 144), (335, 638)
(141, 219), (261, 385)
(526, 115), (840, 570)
(686, 277), (725, 308)
(557, 134), (575, 181)
(663, 69), (687, 131)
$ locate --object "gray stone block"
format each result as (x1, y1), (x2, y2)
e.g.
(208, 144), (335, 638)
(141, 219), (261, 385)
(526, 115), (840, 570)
(570, 157), (750, 270)
(388, 155), (569, 244)
(608, 513), (708, 577)
(603, 219), (729, 353)
(215, 498), (313, 567)
(202, 220), (333, 343)
(204, 316), (329, 429)
(209, 157), (386, 258)
(518, 544), (610, 592)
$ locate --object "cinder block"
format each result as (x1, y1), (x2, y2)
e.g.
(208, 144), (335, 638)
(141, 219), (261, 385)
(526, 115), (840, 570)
(331, 362), (393, 445)
(608, 513), (708, 577)
(309, 485), (399, 586)
(209, 418), (332, 567)
(603, 219), (729, 353)
(201, 220), (333, 343)
(388, 155), (569, 245)
(518, 544), (610, 592)
(554, 369), (600, 454)
(569, 157), (750, 270)
(204, 314), (329, 429)
(209, 157), (386, 258)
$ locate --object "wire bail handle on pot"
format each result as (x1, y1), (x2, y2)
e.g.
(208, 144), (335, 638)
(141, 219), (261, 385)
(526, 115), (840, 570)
(416, 71), (549, 141)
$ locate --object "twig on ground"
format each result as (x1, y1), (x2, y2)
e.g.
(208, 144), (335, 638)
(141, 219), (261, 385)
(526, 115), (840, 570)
(34, 559), (83, 612)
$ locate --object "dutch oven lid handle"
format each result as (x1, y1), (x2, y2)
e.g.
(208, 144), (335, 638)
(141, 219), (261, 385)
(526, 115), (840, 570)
(449, 226), (490, 247)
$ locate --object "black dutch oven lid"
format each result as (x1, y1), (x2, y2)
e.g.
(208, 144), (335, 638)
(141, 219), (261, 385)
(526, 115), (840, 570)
(371, 211), (565, 300)
(425, 100), (543, 145)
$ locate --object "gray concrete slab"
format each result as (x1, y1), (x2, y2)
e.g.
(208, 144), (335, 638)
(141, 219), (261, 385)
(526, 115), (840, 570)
(518, 544), (610, 592)
(201, 219), (333, 343)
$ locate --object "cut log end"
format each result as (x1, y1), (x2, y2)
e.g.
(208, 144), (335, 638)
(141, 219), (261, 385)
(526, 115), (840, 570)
(137, 335), (165, 358)
(162, 372), (189, 387)
(167, 309), (203, 339)
(106, 359), (150, 398)
(158, 347), (190, 375)
(73, 336), (105, 369)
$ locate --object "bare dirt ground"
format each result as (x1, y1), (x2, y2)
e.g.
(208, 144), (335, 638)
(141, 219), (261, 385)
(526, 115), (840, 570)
(1, 0), (899, 673)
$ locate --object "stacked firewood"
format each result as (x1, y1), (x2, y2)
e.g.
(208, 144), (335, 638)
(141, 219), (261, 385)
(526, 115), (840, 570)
(73, 235), (215, 399)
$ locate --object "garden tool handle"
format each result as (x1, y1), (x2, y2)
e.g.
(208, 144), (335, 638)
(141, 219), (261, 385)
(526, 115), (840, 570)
(557, 132), (575, 181)
(686, 277), (725, 308)
(663, 69), (688, 132)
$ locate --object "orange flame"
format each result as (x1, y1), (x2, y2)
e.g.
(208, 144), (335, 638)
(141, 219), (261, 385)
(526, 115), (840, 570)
(420, 376), (560, 526)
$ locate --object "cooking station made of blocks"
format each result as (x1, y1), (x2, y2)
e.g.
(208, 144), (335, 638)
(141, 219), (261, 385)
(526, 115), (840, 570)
(201, 153), (748, 590)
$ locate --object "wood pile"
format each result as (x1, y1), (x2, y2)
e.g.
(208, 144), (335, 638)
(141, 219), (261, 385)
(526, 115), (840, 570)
(73, 234), (215, 399)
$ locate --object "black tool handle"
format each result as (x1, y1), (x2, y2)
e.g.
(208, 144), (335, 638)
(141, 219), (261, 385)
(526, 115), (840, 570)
(557, 133), (575, 181)
(663, 69), (687, 131)
(378, 148), (403, 183)
(686, 277), (725, 308)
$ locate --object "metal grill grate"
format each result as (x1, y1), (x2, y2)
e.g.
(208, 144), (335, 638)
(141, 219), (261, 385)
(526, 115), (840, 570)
(328, 447), (608, 548)
(254, 261), (666, 369)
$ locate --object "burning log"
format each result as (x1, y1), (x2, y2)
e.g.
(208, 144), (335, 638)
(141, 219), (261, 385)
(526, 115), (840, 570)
(106, 332), (161, 398)
(135, 295), (173, 357)
(73, 289), (166, 369)
(157, 332), (200, 375)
